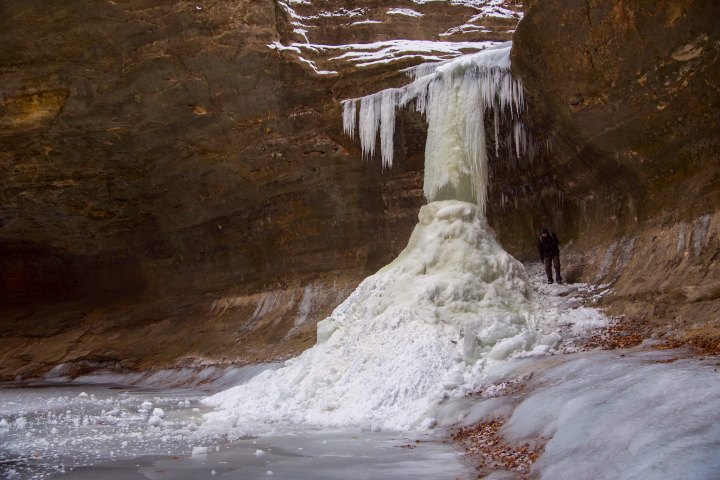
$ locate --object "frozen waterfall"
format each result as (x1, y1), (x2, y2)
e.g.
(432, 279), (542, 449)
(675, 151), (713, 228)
(202, 42), (558, 433)
(341, 42), (528, 214)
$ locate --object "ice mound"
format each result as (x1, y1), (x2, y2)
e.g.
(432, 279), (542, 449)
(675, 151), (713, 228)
(203, 201), (559, 432)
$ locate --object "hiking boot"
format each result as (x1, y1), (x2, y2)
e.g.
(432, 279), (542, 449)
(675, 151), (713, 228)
(548, 279), (554, 284)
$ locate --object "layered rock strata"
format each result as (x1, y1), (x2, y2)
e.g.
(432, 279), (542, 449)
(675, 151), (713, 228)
(507, 0), (720, 348)
(2, 0), (718, 379)
(0, 0), (522, 378)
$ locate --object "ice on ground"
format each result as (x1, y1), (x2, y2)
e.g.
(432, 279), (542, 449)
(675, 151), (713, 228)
(1, 261), (712, 479)
(42, 362), (279, 391)
(494, 351), (720, 480)
(0, 383), (210, 478)
(524, 262), (612, 342)
(203, 201), (560, 432)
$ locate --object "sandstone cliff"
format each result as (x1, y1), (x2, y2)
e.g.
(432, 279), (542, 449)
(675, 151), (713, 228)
(508, 0), (720, 350)
(0, 0), (521, 378)
(1, 0), (717, 380)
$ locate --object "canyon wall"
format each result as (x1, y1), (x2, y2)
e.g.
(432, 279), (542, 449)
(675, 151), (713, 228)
(508, 0), (720, 350)
(1, 0), (717, 379)
(0, 0), (520, 378)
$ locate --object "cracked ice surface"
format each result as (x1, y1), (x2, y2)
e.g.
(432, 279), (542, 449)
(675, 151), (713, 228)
(0, 384), (207, 478)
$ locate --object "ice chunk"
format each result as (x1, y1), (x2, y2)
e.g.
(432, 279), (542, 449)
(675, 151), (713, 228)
(14, 417), (27, 430)
(192, 446), (208, 457)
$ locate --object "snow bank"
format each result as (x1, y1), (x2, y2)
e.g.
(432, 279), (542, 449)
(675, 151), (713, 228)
(502, 352), (720, 480)
(203, 201), (559, 432)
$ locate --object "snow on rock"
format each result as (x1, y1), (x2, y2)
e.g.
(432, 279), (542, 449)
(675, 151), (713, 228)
(387, 8), (424, 17)
(269, 1), (523, 75)
(269, 39), (500, 72)
(203, 201), (560, 432)
(455, 0), (522, 19)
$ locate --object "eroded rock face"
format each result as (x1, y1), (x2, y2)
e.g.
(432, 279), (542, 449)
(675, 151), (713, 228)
(507, 0), (720, 347)
(3, 0), (717, 379)
(0, 0), (523, 378)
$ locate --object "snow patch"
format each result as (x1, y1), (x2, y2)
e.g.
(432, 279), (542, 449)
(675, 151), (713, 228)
(387, 8), (424, 17)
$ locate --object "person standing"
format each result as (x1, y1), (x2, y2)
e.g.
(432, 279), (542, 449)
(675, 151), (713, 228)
(538, 228), (562, 284)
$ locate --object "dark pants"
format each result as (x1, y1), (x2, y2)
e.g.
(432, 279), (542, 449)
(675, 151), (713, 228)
(544, 255), (562, 283)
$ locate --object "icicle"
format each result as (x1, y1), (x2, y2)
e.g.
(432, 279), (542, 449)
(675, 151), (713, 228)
(379, 89), (399, 170)
(513, 121), (527, 159)
(359, 95), (380, 159)
(493, 105), (500, 158)
(342, 100), (357, 139)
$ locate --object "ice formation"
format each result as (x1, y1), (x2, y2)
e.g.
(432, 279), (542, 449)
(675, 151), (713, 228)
(487, 351), (720, 480)
(203, 201), (559, 431)
(341, 42), (528, 212)
(202, 42), (551, 433)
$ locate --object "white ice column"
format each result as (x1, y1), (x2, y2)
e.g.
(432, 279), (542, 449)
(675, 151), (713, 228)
(341, 42), (528, 214)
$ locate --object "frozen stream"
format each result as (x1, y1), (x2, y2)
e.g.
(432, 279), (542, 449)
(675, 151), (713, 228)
(0, 381), (471, 479)
(2, 348), (719, 479)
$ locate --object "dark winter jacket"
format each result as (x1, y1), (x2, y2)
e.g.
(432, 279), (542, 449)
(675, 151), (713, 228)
(538, 232), (560, 260)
